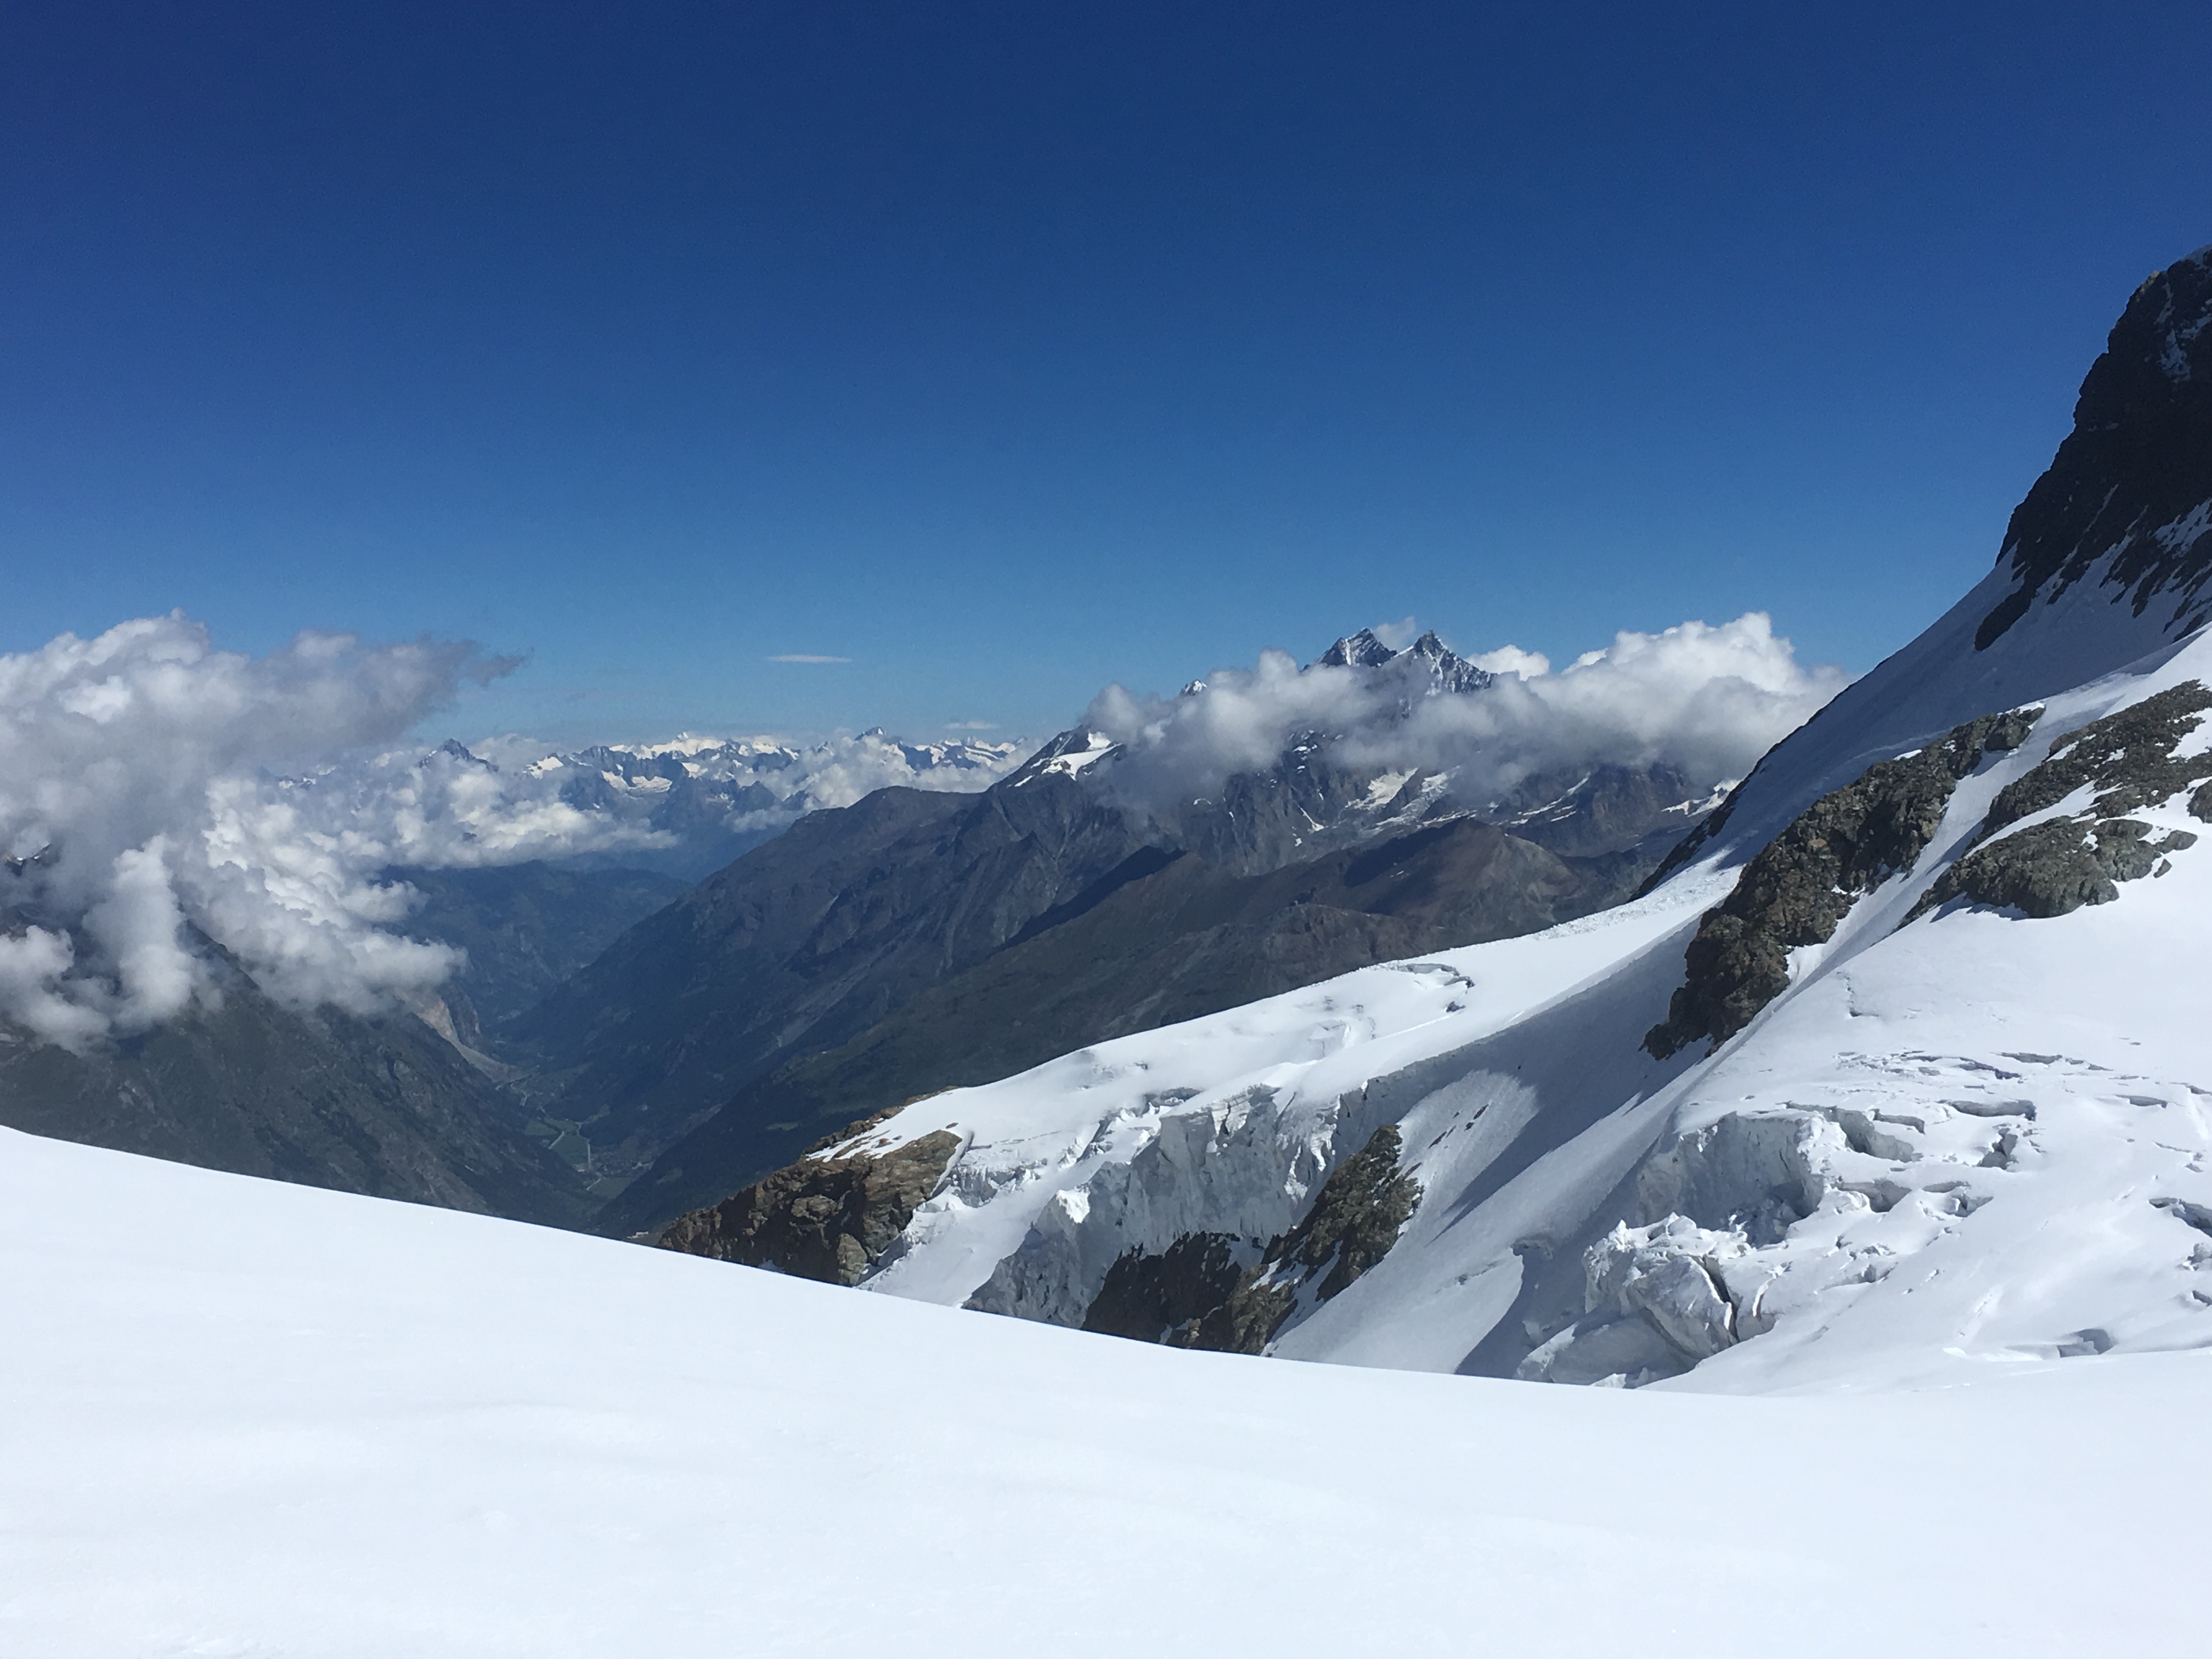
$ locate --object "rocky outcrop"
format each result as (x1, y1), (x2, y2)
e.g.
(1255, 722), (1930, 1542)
(1913, 816), (2197, 919)
(1975, 246), (2212, 650)
(1985, 681), (2212, 828)
(1078, 1124), (1423, 1355)
(1908, 681), (2212, 921)
(657, 1114), (962, 1285)
(1646, 709), (2041, 1058)
(1080, 1232), (1250, 1344)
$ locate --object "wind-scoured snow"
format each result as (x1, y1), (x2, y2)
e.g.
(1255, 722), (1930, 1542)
(2, 1123), (2207, 1657)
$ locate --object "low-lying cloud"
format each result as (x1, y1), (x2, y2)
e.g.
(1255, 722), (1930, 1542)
(0, 613), (1025, 1048)
(0, 614), (504, 1046)
(0, 607), (1838, 1050)
(1082, 613), (1847, 817)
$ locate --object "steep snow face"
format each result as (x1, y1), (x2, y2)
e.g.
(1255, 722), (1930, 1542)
(7, 1126), (2210, 1655)
(858, 881), (1719, 1317)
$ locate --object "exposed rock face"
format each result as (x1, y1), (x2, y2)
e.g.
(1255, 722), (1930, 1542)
(657, 1114), (962, 1285)
(1976, 246), (2212, 650)
(1916, 816), (2197, 919)
(1078, 1124), (1423, 1355)
(1273, 1121), (1425, 1300)
(1909, 681), (2212, 921)
(1984, 681), (2212, 829)
(1079, 1232), (1250, 1344)
(1646, 709), (2041, 1058)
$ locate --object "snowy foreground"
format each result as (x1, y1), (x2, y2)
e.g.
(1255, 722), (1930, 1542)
(2, 1124), (2208, 1657)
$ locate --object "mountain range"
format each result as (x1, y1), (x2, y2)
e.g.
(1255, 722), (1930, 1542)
(13, 244), (2209, 1406)
(514, 630), (1722, 1236)
(10, 243), (2212, 1659)
(659, 245), (2212, 1395)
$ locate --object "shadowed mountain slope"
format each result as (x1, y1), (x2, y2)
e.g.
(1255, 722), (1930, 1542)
(0, 944), (585, 1224)
(510, 775), (1152, 1169)
(602, 814), (1643, 1235)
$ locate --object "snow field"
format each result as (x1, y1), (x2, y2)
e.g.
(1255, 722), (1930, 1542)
(2, 1124), (2208, 1657)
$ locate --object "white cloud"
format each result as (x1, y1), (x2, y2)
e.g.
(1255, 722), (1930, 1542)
(0, 614), (494, 1046)
(0, 614), (1032, 1048)
(1083, 613), (1846, 817)
(1469, 645), (1551, 679)
(767, 653), (852, 664)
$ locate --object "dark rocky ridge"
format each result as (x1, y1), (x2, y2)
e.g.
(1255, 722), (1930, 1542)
(1079, 1123), (1423, 1353)
(1915, 815), (2197, 919)
(1646, 709), (2041, 1059)
(1983, 681), (2212, 830)
(1908, 681), (2212, 921)
(1976, 246), (2212, 650)
(657, 1109), (962, 1284)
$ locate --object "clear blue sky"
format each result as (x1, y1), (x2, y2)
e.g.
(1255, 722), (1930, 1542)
(4, 2), (2210, 743)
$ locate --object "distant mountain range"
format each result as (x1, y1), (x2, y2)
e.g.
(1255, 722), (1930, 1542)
(363, 728), (1027, 882)
(663, 242), (2212, 1396)
(523, 629), (1730, 1237)
(0, 539), (1811, 1245)
(0, 725), (1024, 1218)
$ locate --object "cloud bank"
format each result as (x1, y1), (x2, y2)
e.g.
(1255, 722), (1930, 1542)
(1081, 613), (1847, 817)
(0, 614), (503, 1046)
(0, 606), (1834, 1050)
(0, 614), (1026, 1047)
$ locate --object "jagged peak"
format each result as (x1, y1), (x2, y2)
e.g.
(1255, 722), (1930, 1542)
(424, 739), (495, 772)
(1406, 629), (1449, 659)
(1314, 628), (1400, 670)
(1310, 627), (1491, 695)
(1975, 240), (2212, 650)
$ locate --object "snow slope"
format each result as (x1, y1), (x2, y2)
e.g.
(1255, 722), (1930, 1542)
(3, 1123), (2208, 1657)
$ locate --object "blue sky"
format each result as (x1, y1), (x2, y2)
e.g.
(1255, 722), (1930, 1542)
(4, 2), (2210, 744)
